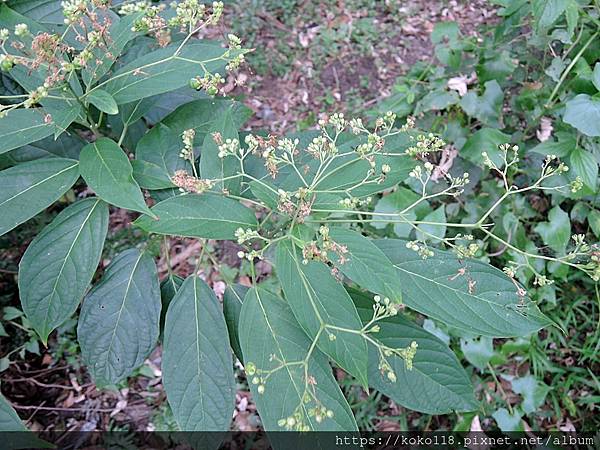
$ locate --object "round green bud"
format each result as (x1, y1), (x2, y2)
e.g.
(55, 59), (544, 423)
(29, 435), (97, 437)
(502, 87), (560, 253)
(189, 78), (201, 90)
(0, 57), (14, 72)
(245, 361), (256, 376)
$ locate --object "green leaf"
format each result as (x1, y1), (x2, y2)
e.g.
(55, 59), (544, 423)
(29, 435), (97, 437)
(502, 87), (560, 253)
(1, 133), (85, 166)
(134, 194), (257, 239)
(199, 105), (242, 195)
(162, 276), (234, 431)
(100, 41), (234, 104)
(275, 241), (369, 387)
(431, 21), (460, 44)
(87, 89), (119, 115)
(477, 51), (517, 83)
(510, 374), (551, 414)
(529, 134), (575, 158)
(133, 124), (190, 190)
(415, 89), (459, 114)
(0, 393), (54, 449)
(460, 128), (510, 166)
(564, 94), (600, 137)
(249, 180), (279, 209)
(545, 57), (567, 82)
(19, 198), (108, 344)
(328, 227), (403, 303)
(416, 205), (446, 242)
(82, 13), (141, 86)
(0, 109), (55, 154)
(0, 393), (27, 431)
(3, 307), (22, 321)
(239, 287), (358, 431)
(77, 249), (161, 387)
(374, 239), (551, 337)
(492, 408), (524, 432)
(534, 205), (571, 254)
(569, 148), (598, 191)
(223, 284), (248, 364)
(5, 0), (63, 23)
(533, 0), (567, 29)
(373, 188), (421, 237)
(589, 209), (600, 238)
(159, 98), (252, 135)
(459, 80), (503, 127)
(565, 0), (579, 38)
(159, 274), (183, 341)
(79, 138), (154, 216)
(532, 0), (568, 28)
(350, 289), (477, 414)
(0, 158), (79, 236)
(311, 133), (416, 198)
(460, 336), (495, 369)
(143, 88), (208, 125)
(593, 62), (600, 92)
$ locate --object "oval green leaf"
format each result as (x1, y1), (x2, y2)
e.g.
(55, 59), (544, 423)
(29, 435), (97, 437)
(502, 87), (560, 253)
(162, 276), (235, 431)
(374, 239), (551, 337)
(239, 287), (358, 431)
(350, 289), (477, 414)
(0, 158), (79, 236)
(132, 123), (190, 190)
(134, 194), (257, 239)
(79, 138), (154, 216)
(87, 89), (119, 115)
(275, 241), (368, 387)
(0, 109), (55, 154)
(77, 249), (161, 386)
(19, 198), (108, 344)
(564, 94), (600, 137)
(101, 41), (234, 104)
(328, 227), (403, 303)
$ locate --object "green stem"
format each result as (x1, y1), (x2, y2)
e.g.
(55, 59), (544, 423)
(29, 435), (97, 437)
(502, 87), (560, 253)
(546, 31), (599, 107)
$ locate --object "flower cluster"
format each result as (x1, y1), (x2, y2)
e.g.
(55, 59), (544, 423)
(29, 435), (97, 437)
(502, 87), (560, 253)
(216, 136), (240, 159)
(405, 133), (445, 157)
(189, 72), (226, 96)
(541, 154), (570, 177)
(319, 226), (349, 264)
(374, 111), (397, 130)
(406, 241), (434, 259)
(307, 135), (337, 159)
(171, 170), (213, 194)
(337, 196), (372, 209)
(179, 129), (196, 161)
(453, 242), (480, 259)
(168, 0), (207, 29)
(234, 227), (260, 244)
(370, 295), (398, 323)
(377, 341), (418, 383)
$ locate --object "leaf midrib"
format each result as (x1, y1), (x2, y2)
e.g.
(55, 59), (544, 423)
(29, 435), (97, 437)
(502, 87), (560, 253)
(0, 161), (78, 208)
(105, 251), (144, 378)
(253, 289), (316, 430)
(40, 199), (102, 336)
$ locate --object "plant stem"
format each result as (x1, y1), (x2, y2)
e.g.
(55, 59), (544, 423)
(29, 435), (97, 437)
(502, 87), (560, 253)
(546, 31), (599, 107)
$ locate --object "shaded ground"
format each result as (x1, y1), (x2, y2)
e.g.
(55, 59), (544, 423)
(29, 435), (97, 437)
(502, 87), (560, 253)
(225, 0), (496, 132)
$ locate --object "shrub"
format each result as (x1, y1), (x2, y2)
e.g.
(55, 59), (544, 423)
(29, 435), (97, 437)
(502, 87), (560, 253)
(0, 0), (598, 440)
